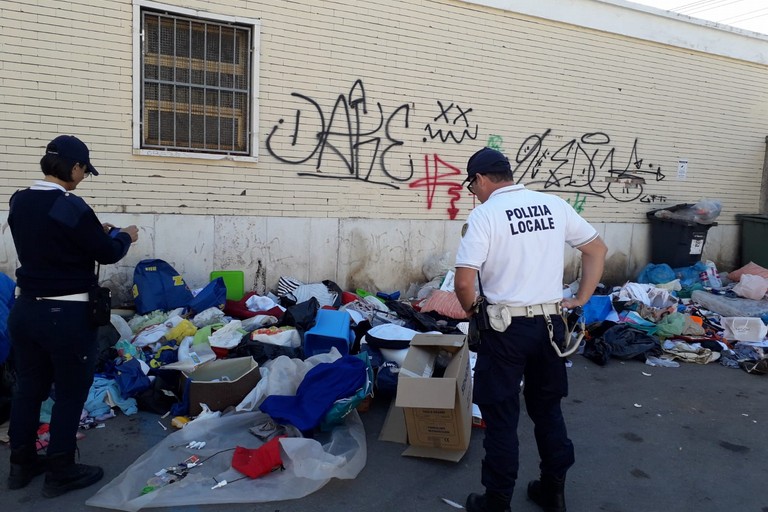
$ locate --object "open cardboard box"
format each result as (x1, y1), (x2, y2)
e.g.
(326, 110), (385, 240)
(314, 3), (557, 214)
(182, 356), (261, 416)
(378, 333), (472, 462)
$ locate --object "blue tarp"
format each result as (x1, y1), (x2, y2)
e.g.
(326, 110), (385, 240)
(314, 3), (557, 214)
(0, 272), (15, 365)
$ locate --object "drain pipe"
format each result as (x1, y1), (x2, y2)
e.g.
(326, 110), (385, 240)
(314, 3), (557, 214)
(762, 136), (768, 214)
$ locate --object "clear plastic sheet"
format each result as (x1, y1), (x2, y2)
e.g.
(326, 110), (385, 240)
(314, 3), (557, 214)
(86, 409), (366, 511)
(86, 350), (366, 511)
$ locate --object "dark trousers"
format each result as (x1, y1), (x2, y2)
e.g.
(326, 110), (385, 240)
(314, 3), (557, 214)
(473, 315), (575, 496)
(8, 295), (97, 455)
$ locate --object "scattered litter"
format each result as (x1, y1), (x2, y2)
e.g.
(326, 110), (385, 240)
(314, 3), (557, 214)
(743, 413), (749, 417)
(633, 403), (642, 408)
(645, 356), (680, 368)
(171, 416), (190, 429)
(211, 480), (227, 490)
(441, 497), (464, 509)
(642, 372), (652, 376)
(157, 421), (167, 431)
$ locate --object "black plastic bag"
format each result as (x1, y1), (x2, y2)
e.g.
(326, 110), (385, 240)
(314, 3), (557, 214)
(278, 297), (320, 344)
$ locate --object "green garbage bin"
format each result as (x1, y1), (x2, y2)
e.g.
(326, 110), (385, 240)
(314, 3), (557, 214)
(737, 214), (768, 267)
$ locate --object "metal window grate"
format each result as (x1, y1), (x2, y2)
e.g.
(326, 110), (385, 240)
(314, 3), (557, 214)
(141, 10), (251, 155)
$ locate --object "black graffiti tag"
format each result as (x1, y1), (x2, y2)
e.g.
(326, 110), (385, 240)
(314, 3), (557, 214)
(511, 130), (665, 202)
(265, 79), (413, 189)
(423, 101), (478, 144)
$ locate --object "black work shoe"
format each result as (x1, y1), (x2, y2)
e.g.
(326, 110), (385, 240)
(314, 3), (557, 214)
(8, 457), (46, 489)
(527, 475), (566, 512)
(466, 492), (512, 512)
(7, 446), (47, 490)
(41, 452), (104, 498)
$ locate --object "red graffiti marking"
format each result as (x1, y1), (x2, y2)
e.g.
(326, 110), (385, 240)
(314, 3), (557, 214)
(409, 154), (464, 220)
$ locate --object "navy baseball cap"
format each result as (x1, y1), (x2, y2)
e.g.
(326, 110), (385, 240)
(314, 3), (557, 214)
(464, 147), (510, 184)
(45, 135), (99, 176)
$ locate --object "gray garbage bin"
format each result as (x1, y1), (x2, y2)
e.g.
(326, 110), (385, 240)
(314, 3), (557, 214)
(647, 204), (716, 268)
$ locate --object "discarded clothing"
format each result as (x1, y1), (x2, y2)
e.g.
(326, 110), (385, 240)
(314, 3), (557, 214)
(259, 355), (367, 432)
(603, 324), (661, 361)
(86, 377), (138, 417)
(662, 340), (720, 364)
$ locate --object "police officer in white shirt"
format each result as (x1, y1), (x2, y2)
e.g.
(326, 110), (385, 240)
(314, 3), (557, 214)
(455, 147), (607, 512)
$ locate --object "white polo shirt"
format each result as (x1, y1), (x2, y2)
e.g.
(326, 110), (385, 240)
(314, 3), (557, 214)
(455, 184), (598, 306)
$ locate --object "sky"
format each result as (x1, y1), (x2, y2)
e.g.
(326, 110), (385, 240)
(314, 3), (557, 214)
(627, 0), (768, 34)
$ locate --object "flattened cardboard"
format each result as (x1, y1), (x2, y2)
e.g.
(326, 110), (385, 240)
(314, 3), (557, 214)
(182, 357), (260, 416)
(378, 334), (472, 462)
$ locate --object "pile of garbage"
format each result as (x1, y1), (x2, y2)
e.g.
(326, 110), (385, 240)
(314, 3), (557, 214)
(575, 259), (768, 374)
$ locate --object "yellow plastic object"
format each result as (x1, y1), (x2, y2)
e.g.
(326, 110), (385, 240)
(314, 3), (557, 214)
(171, 416), (190, 429)
(210, 270), (245, 301)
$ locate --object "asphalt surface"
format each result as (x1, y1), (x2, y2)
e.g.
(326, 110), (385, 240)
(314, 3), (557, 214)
(1, 356), (767, 512)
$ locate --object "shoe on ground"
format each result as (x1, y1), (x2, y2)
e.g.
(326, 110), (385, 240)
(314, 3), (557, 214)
(7, 446), (47, 490)
(41, 452), (104, 498)
(466, 491), (512, 512)
(527, 475), (566, 512)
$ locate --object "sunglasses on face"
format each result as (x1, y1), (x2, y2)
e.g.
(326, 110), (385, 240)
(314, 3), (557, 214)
(466, 176), (477, 193)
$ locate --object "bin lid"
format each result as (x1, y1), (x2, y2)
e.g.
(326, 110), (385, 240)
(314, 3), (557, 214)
(646, 211), (717, 227)
(736, 214), (768, 222)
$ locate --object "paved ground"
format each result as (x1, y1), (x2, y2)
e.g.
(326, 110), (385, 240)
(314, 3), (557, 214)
(1, 356), (767, 512)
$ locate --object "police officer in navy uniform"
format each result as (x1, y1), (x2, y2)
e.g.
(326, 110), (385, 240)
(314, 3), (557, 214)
(455, 147), (607, 512)
(7, 135), (138, 497)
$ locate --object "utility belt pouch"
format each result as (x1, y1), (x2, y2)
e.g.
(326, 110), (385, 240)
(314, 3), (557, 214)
(473, 296), (491, 331)
(89, 285), (112, 327)
(467, 296), (491, 353)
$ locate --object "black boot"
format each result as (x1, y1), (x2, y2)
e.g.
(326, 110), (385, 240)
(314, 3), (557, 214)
(8, 445), (47, 490)
(466, 491), (512, 512)
(527, 474), (566, 512)
(41, 451), (104, 498)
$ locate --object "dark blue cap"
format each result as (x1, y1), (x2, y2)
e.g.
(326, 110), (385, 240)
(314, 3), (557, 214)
(45, 135), (99, 176)
(465, 147), (510, 183)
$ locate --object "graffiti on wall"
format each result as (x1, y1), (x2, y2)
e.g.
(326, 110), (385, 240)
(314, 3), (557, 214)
(423, 101), (478, 144)
(266, 81), (667, 218)
(265, 79), (414, 189)
(406, 100), (479, 219)
(492, 130), (666, 204)
(408, 154), (464, 220)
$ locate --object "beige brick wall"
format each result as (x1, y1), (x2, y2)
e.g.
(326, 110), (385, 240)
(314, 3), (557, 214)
(0, 0), (765, 290)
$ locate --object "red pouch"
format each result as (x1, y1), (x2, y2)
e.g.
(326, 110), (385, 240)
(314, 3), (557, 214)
(231, 436), (285, 478)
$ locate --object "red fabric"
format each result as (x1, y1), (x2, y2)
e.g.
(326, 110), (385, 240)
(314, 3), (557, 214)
(419, 290), (468, 320)
(231, 436), (285, 479)
(224, 292), (284, 320)
(211, 346), (229, 359)
(341, 292), (359, 304)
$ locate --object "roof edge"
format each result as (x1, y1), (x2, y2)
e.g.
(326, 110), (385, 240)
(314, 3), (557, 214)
(461, 0), (768, 65)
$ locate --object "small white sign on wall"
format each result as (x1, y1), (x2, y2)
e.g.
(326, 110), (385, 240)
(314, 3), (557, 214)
(677, 159), (688, 180)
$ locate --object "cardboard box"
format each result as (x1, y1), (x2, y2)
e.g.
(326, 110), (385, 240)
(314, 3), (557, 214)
(378, 334), (472, 462)
(182, 357), (261, 416)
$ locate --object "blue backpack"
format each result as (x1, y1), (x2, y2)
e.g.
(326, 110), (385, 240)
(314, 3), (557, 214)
(132, 259), (193, 314)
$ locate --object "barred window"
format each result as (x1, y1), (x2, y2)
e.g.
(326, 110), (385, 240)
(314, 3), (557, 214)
(140, 8), (254, 156)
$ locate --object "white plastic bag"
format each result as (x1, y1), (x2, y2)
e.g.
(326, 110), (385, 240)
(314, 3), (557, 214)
(250, 326), (301, 347)
(722, 317), (768, 342)
(208, 320), (245, 349)
(191, 307), (226, 328)
(732, 274), (768, 300)
(109, 314), (133, 341)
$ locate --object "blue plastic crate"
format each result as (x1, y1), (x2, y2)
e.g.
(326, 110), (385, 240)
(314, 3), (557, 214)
(304, 309), (354, 357)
